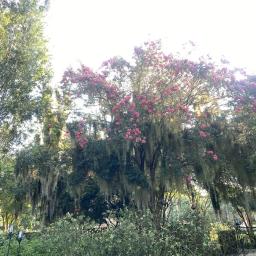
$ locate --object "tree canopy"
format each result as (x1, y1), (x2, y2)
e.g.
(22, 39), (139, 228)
(0, 0), (51, 152)
(58, 41), (256, 223)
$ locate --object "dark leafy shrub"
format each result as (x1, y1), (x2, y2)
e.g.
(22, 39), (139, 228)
(218, 230), (238, 255)
(0, 210), (221, 255)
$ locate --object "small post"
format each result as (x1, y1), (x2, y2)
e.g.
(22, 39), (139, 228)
(6, 224), (14, 256)
(234, 219), (245, 254)
(16, 231), (24, 256)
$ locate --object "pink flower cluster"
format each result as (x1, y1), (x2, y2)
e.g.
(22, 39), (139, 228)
(136, 95), (155, 113)
(200, 124), (208, 129)
(199, 123), (209, 138)
(199, 130), (209, 138)
(124, 128), (146, 143)
(206, 150), (218, 161)
(163, 104), (189, 115)
(62, 66), (102, 85)
(185, 175), (193, 186)
(61, 42), (240, 150)
(104, 84), (119, 100)
(75, 131), (88, 148)
(112, 95), (135, 121)
(230, 79), (256, 114)
(112, 96), (141, 123)
(109, 95), (146, 143)
(167, 59), (199, 76)
(179, 104), (189, 113)
(234, 107), (242, 113)
(75, 128), (88, 149)
(61, 65), (120, 104)
(162, 85), (179, 96)
(164, 106), (176, 114)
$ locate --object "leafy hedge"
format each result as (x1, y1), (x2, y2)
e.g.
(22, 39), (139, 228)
(0, 210), (220, 256)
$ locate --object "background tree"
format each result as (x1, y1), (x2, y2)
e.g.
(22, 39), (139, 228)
(0, 157), (19, 231)
(0, 0), (53, 228)
(0, 0), (51, 152)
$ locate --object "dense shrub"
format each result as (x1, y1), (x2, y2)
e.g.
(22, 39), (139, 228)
(0, 210), (220, 256)
(218, 230), (238, 255)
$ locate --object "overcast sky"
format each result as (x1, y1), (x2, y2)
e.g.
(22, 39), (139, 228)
(45, 0), (256, 85)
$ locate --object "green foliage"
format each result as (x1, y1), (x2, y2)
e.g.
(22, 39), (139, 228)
(0, 209), (220, 256)
(79, 178), (108, 222)
(218, 230), (238, 255)
(0, 156), (25, 231)
(0, 0), (51, 151)
(15, 139), (109, 223)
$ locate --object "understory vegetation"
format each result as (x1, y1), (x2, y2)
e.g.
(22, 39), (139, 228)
(0, 209), (221, 256)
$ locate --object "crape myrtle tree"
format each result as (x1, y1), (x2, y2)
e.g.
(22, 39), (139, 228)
(61, 41), (236, 224)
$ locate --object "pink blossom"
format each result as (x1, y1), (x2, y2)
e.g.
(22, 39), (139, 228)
(135, 137), (141, 142)
(132, 111), (140, 119)
(200, 124), (208, 129)
(186, 175), (192, 184)
(120, 99), (126, 105)
(212, 154), (218, 161)
(136, 95), (145, 101)
(124, 128), (144, 143)
(199, 130), (208, 138)
(124, 95), (131, 102)
(172, 85), (179, 91)
(179, 105), (189, 112)
(165, 107), (175, 114)
(128, 102), (136, 112)
(206, 150), (214, 155)
(235, 107), (242, 113)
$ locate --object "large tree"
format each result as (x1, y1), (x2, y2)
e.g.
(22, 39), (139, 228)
(0, 0), (51, 152)
(61, 41), (236, 223)
(15, 41), (256, 229)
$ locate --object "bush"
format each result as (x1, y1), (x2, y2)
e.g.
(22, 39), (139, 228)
(0, 210), (220, 256)
(218, 230), (238, 255)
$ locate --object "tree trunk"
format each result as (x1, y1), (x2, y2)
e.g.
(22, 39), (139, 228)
(236, 207), (256, 245)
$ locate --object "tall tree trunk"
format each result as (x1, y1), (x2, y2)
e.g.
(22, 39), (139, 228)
(209, 185), (221, 219)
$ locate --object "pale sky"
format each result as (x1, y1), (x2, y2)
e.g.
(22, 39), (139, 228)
(45, 0), (256, 85)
